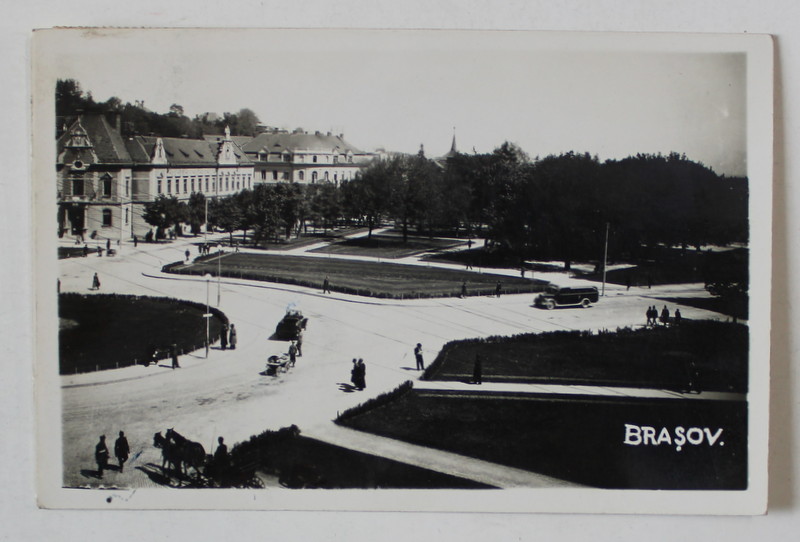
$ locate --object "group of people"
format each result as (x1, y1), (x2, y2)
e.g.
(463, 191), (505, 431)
(220, 323), (237, 350)
(350, 358), (366, 390)
(94, 431), (130, 479)
(645, 305), (682, 327)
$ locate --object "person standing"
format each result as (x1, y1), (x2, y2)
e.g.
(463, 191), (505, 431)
(91, 273), (101, 291)
(185, 249), (190, 262)
(288, 341), (298, 367)
(350, 358), (359, 389)
(295, 330), (303, 357)
(414, 343), (425, 371)
(114, 431), (130, 473)
(97, 246), (103, 257)
(660, 305), (670, 326)
(355, 359), (366, 390)
(645, 306), (651, 327)
(229, 324), (237, 350)
(106, 238), (111, 252)
(95, 435), (109, 479)
(674, 308), (682, 326)
(133, 234), (138, 247)
(220, 323), (228, 350)
(323, 275), (331, 294)
(495, 281), (502, 298)
(461, 281), (467, 298)
(472, 354), (483, 385)
(214, 437), (229, 471)
(171, 344), (180, 369)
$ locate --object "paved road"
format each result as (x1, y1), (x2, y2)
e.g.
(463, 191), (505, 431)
(57, 232), (729, 489)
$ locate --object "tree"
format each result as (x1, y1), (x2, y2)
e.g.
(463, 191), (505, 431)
(210, 195), (246, 245)
(142, 195), (187, 239)
(187, 192), (207, 235)
(169, 104), (185, 117)
(237, 108), (260, 137)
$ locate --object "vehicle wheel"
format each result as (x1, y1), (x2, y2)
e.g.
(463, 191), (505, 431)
(581, 298), (591, 308)
(545, 299), (556, 310)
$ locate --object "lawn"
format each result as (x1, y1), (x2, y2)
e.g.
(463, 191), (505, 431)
(337, 388), (747, 489)
(58, 293), (227, 374)
(422, 321), (748, 393)
(171, 253), (546, 298)
(309, 234), (464, 259)
(228, 426), (491, 489)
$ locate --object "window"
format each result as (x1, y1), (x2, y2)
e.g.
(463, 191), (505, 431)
(183, 179), (188, 193)
(102, 209), (112, 227)
(261, 170), (266, 180)
(167, 178), (172, 194)
(125, 178), (130, 196)
(72, 178), (84, 196)
(157, 179), (162, 194)
(282, 171), (289, 181)
(334, 173), (338, 182)
(191, 177), (195, 193)
(311, 171), (318, 183)
(324, 171), (329, 181)
(333, 155), (339, 164)
(299, 171), (305, 181)
(313, 155), (318, 163)
(125, 208), (129, 224)
(273, 170), (278, 181)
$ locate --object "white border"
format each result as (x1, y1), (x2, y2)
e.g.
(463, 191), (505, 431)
(31, 28), (772, 516)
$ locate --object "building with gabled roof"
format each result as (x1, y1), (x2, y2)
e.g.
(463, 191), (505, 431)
(238, 128), (374, 185)
(57, 116), (254, 240)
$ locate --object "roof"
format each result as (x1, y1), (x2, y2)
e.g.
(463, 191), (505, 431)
(203, 134), (254, 148)
(240, 131), (365, 156)
(125, 136), (253, 167)
(57, 114), (133, 164)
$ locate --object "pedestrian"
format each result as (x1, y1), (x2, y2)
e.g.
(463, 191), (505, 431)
(288, 341), (298, 366)
(114, 431), (130, 473)
(295, 330), (303, 356)
(674, 308), (682, 326)
(83, 244), (89, 257)
(323, 275), (331, 294)
(647, 275), (653, 289)
(95, 435), (109, 479)
(229, 324), (237, 350)
(495, 281), (502, 298)
(626, 275), (631, 291)
(171, 344), (180, 369)
(214, 437), (229, 471)
(520, 266), (525, 278)
(350, 358), (359, 388)
(414, 343), (425, 370)
(660, 305), (670, 326)
(220, 323), (228, 350)
(106, 238), (111, 251)
(472, 354), (483, 385)
(645, 306), (651, 327)
(133, 234), (138, 247)
(355, 359), (366, 390)
(185, 249), (190, 262)
(97, 246), (102, 257)
(57, 278), (61, 294)
(461, 281), (467, 298)
(91, 272), (101, 290)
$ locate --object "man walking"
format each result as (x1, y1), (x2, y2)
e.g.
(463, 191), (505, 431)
(115, 431), (130, 473)
(171, 344), (180, 369)
(296, 330), (303, 356)
(288, 341), (298, 367)
(91, 272), (101, 291)
(414, 343), (425, 371)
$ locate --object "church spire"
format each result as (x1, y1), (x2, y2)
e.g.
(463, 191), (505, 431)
(450, 126), (457, 154)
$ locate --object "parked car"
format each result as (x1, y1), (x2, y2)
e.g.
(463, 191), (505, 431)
(275, 309), (308, 340)
(534, 285), (599, 309)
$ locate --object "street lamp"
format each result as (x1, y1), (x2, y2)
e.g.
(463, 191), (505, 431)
(204, 273), (212, 358)
(217, 244), (221, 306)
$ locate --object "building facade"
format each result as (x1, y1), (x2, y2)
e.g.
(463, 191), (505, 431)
(238, 128), (374, 186)
(57, 116), (254, 239)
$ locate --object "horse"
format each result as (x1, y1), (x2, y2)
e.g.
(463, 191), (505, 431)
(165, 428), (206, 482)
(153, 431), (182, 482)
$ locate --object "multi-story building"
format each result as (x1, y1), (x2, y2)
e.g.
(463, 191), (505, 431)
(237, 128), (374, 186)
(57, 115), (254, 239)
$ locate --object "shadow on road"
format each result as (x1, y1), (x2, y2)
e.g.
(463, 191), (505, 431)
(337, 382), (358, 393)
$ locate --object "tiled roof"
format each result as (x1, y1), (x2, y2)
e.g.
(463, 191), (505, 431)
(241, 131), (365, 155)
(203, 134), (254, 148)
(126, 136), (253, 167)
(57, 114), (133, 164)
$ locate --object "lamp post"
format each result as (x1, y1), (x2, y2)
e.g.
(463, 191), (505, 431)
(217, 245), (221, 306)
(601, 222), (609, 297)
(204, 273), (212, 358)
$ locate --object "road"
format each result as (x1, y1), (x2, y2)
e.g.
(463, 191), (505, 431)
(57, 232), (729, 489)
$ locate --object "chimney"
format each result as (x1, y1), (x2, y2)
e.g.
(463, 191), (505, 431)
(115, 112), (122, 134)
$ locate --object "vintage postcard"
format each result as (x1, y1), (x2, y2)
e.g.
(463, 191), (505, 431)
(32, 28), (773, 514)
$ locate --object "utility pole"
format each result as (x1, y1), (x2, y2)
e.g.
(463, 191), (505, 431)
(204, 274), (211, 358)
(602, 222), (609, 296)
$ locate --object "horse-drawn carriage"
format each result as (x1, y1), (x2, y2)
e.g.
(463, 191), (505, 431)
(153, 428), (263, 488)
(275, 309), (308, 340)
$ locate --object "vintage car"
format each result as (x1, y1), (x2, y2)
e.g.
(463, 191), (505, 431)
(534, 284), (599, 309)
(275, 309), (308, 340)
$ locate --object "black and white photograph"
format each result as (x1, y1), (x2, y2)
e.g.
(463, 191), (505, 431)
(31, 27), (772, 515)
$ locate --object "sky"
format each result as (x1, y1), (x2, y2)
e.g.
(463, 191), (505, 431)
(39, 28), (748, 176)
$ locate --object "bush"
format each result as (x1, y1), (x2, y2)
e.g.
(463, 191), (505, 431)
(335, 381), (414, 422)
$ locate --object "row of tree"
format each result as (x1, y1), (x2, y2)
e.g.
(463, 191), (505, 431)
(56, 79), (261, 138)
(142, 145), (747, 270)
